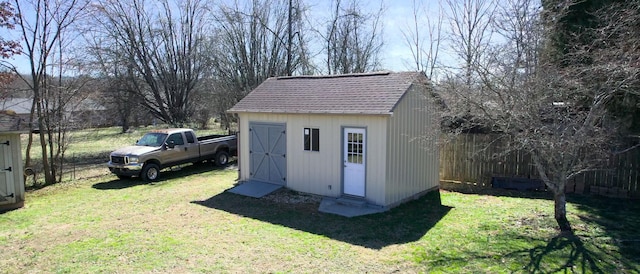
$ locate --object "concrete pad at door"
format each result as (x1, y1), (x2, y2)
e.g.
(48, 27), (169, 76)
(227, 181), (283, 198)
(318, 197), (387, 217)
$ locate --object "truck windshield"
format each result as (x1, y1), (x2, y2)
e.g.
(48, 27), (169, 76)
(136, 133), (167, 147)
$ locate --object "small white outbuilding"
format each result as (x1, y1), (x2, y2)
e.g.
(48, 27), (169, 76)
(228, 71), (439, 209)
(0, 111), (27, 211)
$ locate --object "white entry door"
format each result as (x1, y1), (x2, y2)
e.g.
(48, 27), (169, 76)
(343, 128), (366, 197)
(0, 139), (15, 205)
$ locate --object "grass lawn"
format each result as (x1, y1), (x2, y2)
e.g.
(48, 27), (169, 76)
(1, 163), (638, 273)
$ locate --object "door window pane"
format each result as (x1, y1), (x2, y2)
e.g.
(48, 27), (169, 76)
(346, 132), (363, 164)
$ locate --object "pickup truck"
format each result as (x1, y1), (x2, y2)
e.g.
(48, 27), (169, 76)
(107, 128), (237, 181)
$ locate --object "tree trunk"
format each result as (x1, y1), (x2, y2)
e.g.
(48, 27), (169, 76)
(23, 97), (37, 183)
(553, 192), (573, 234)
(36, 97), (55, 186)
(121, 115), (129, 133)
(531, 154), (573, 233)
(38, 129), (54, 185)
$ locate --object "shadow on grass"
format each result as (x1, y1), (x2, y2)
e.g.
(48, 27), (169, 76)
(191, 190), (451, 249)
(92, 162), (236, 190)
(419, 233), (631, 273)
(92, 177), (148, 190)
(571, 195), (640, 270)
(521, 234), (613, 273)
(0, 204), (23, 215)
(441, 182), (640, 272)
(441, 181), (554, 201)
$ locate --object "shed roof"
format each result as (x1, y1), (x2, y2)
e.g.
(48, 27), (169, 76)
(228, 71), (427, 115)
(0, 110), (28, 132)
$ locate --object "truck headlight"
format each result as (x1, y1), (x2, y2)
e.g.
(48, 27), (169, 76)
(127, 156), (139, 164)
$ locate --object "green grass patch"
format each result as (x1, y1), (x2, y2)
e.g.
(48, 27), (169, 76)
(1, 164), (638, 273)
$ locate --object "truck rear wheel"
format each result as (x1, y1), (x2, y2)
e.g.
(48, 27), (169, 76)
(214, 151), (229, 166)
(141, 163), (160, 182)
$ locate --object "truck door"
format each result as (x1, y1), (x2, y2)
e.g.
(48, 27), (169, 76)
(164, 133), (188, 165)
(183, 131), (200, 162)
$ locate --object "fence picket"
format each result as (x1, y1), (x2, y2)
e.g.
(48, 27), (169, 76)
(440, 134), (640, 198)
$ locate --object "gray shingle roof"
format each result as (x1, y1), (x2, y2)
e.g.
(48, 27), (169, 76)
(228, 71), (427, 115)
(0, 111), (28, 132)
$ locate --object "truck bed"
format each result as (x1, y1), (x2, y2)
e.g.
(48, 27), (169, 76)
(197, 134), (231, 141)
(197, 134), (237, 159)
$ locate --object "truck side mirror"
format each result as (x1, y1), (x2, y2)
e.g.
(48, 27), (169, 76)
(166, 140), (175, 149)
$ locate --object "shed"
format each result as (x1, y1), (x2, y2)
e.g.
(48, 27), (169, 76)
(228, 71), (440, 211)
(0, 110), (27, 211)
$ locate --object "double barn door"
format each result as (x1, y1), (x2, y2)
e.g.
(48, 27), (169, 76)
(249, 123), (287, 185)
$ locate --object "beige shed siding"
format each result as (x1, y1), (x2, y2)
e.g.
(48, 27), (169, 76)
(237, 113), (389, 205)
(0, 133), (25, 209)
(385, 86), (440, 206)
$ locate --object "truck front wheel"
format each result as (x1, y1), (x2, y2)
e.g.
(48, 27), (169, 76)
(141, 163), (160, 182)
(215, 151), (229, 166)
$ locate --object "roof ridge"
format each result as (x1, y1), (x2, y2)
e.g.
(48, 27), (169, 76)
(228, 71), (426, 115)
(275, 71), (392, 80)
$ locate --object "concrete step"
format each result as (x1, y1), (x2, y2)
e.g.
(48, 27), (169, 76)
(336, 197), (367, 208)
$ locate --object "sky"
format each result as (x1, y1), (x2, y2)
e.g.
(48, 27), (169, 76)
(3, 0), (445, 75)
(373, 0), (442, 71)
(307, 0), (444, 72)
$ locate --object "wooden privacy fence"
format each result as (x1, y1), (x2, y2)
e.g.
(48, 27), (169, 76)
(439, 134), (640, 198)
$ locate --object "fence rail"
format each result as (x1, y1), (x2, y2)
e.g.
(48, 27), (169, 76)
(439, 134), (640, 198)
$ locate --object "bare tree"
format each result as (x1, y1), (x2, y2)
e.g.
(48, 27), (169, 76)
(84, 31), (148, 133)
(92, 0), (210, 127)
(400, 0), (443, 79)
(320, 0), (384, 75)
(441, 0), (640, 233)
(210, 0), (309, 129)
(0, 0), (90, 186)
(444, 0), (496, 88)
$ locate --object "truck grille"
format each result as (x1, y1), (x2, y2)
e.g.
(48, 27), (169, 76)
(111, 156), (126, 164)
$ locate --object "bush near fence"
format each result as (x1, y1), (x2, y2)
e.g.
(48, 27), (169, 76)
(439, 134), (640, 198)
